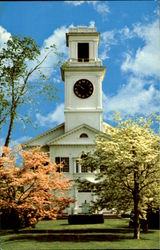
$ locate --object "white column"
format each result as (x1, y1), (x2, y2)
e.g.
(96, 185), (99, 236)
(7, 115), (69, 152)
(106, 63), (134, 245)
(69, 41), (72, 59)
(74, 42), (77, 61)
(89, 41), (93, 61)
(69, 156), (72, 174)
(73, 159), (76, 174)
(73, 185), (79, 214)
(64, 77), (72, 113)
(94, 40), (98, 61)
(79, 163), (81, 173)
(64, 75), (68, 108)
(96, 75), (101, 109)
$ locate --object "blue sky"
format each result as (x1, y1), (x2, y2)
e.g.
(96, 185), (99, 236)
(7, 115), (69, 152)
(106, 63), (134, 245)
(0, 1), (160, 148)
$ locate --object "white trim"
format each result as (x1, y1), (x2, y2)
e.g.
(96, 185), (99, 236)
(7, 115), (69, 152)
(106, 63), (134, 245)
(47, 123), (105, 145)
(23, 123), (64, 146)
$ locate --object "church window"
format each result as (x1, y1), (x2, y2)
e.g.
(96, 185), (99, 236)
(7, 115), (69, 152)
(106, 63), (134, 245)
(78, 43), (89, 62)
(76, 160), (79, 173)
(79, 189), (91, 193)
(80, 133), (88, 138)
(55, 157), (69, 172)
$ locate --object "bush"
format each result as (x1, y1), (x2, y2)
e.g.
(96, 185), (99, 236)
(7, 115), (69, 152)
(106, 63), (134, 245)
(129, 209), (160, 230)
(147, 209), (160, 229)
(0, 208), (21, 231)
(0, 208), (37, 231)
(68, 214), (104, 225)
(121, 213), (131, 218)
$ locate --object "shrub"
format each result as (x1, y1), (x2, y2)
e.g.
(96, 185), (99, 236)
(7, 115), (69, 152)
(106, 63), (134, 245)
(68, 214), (104, 224)
(129, 209), (160, 230)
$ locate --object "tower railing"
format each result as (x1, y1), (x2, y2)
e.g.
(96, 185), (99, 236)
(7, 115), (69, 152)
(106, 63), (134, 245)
(77, 58), (89, 62)
(68, 58), (102, 65)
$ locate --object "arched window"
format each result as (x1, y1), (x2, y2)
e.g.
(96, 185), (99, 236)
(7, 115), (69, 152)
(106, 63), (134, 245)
(80, 133), (88, 138)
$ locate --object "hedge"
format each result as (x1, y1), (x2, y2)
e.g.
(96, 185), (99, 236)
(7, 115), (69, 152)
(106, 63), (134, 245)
(68, 214), (104, 224)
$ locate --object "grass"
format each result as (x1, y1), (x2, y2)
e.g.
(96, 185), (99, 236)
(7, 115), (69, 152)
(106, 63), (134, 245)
(0, 218), (159, 250)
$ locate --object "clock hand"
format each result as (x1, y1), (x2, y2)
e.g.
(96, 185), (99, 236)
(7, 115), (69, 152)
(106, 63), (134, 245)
(80, 85), (85, 90)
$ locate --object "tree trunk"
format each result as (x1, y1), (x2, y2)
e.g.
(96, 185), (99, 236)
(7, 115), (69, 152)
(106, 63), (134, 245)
(3, 72), (16, 150)
(1, 112), (15, 158)
(134, 201), (140, 239)
(133, 171), (140, 239)
(4, 114), (14, 147)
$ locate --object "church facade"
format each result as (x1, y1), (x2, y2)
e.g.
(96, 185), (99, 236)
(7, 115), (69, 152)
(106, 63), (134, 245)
(24, 26), (109, 214)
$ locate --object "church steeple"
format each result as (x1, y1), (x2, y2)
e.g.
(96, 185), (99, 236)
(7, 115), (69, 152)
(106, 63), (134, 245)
(61, 26), (106, 133)
(66, 26), (100, 64)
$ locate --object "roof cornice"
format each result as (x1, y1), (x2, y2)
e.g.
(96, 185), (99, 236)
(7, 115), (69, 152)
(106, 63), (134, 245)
(61, 65), (106, 81)
(47, 123), (106, 145)
(66, 32), (100, 47)
(22, 123), (65, 146)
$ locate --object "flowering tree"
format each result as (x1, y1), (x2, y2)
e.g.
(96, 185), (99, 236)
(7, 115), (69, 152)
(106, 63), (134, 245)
(78, 114), (160, 239)
(0, 146), (73, 230)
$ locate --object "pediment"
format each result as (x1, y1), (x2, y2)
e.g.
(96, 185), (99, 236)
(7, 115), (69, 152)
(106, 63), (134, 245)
(47, 124), (106, 146)
(23, 123), (65, 147)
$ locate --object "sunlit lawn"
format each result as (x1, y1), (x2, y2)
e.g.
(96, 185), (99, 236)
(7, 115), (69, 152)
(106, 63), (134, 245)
(1, 218), (159, 250)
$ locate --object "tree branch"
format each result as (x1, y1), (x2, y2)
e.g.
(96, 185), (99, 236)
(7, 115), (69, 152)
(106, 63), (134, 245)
(18, 182), (35, 203)
(15, 53), (49, 105)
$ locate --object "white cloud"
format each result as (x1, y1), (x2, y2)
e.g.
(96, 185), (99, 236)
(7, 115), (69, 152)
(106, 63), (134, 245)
(28, 26), (69, 80)
(0, 136), (31, 147)
(65, 1), (85, 6)
(0, 24), (69, 81)
(65, 1), (110, 15)
(92, 1), (110, 15)
(0, 26), (11, 50)
(100, 30), (117, 60)
(36, 103), (64, 127)
(102, 19), (160, 119)
(99, 25), (135, 61)
(121, 20), (160, 78)
(42, 26), (68, 56)
(10, 136), (32, 147)
(119, 26), (134, 40)
(103, 76), (160, 119)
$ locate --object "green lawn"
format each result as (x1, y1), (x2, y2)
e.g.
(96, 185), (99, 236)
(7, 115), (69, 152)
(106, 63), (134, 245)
(0, 218), (159, 250)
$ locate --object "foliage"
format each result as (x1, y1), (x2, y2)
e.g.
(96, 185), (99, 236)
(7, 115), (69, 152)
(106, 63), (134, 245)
(0, 146), (73, 230)
(0, 35), (62, 147)
(78, 114), (160, 239)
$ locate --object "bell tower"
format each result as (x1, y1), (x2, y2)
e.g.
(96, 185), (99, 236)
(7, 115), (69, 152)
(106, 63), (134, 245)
(61, 26), (106, 133)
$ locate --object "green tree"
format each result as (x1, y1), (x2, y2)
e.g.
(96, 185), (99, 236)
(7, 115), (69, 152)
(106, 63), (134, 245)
(0, 88), (10, 128)
(78, 114), (160, 239)
(0, 35), (62, 148)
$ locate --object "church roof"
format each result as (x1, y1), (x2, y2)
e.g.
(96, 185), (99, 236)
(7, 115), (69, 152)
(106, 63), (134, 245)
(47, 123), (109, 146)
(22, 122), (111, 148)
(23, 123), (65, 147)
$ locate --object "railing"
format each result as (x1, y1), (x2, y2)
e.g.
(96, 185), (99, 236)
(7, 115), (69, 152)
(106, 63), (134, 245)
(69, 58), (97, 62)
(68, 58), (102, 66)
(77, 58), (89, 62)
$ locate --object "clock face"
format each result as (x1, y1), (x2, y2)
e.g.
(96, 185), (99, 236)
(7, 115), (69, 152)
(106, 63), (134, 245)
(73, 79), (94, 99)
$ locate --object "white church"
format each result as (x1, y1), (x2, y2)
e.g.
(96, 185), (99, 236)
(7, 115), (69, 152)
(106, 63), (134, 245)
(24, 26), (110, 214)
